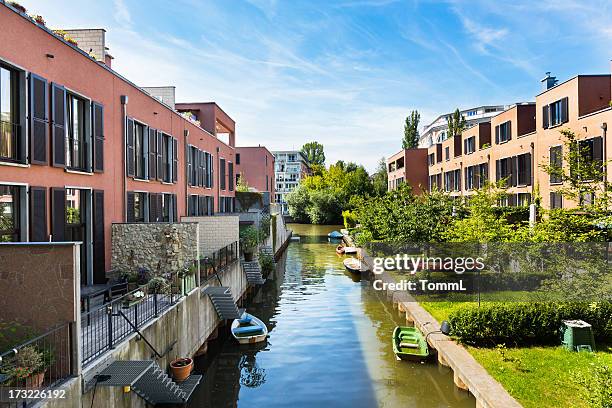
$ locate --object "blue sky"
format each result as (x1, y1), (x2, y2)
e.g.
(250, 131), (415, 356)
(23, 0), (612, 171)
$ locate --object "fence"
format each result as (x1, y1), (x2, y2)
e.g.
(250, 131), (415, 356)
(199, 241), (239, 281)
(0, 322), (73, 407)
(80, 277), (180, 367)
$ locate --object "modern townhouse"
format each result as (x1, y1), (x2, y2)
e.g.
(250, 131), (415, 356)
(0, 4), (237, 286)
(386, 148), (428, 193)
(272, 150), (311, 215)
(235, 145), (275, 203)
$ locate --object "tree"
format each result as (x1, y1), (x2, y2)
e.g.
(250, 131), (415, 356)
(447, 108), (466, 138)
(402, 110), (420, 149)
(301, 142), (325, 166)
(371, 157), (388, 196)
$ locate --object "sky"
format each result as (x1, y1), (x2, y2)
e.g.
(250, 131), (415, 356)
(21, 0), (612, 171)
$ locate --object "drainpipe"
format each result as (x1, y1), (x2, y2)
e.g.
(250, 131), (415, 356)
(216, 146), (221, 213)
(602, 122), (608, 190)
(530, 142), (535, 196)
(184, 129), (189, 216)
(120, 95), (129, 222)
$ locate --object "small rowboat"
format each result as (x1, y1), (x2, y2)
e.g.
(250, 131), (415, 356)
(343, 257), (365, 273)
(343, 246), (358, 254)
(231, 313), (268, 344)
(392, 326), (429, 361)
(328, 231), (343, 239)
(336, 245), (345, 255)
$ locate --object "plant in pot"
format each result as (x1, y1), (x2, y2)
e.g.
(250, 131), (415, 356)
(148, 275), (170, 295)
(8, 1), (26, 13)
(122, 289), (145, 308)
(30, 14), (46, 25)
(170, 357), (193, 382)
(240, 226), (259, 262)
(8, 346), (47, 388)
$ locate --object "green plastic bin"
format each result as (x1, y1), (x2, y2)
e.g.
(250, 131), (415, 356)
(561, 320), (595, 352)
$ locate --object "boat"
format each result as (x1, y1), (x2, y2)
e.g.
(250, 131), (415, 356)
(343, 257), (365, 273)
(328, 231), (343, 239)
(343, 246), (358, 254)
(392, 326), (429, 361)
(231, 313), (268, 344)
(336, 245), (345, 255)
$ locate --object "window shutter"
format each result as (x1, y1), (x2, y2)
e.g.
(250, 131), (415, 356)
(149, 193), (158, 222)
(507, 122), (512, 141)
(561, 97), (569, 123)
(186, 145), (193, 186)
(494, 125), (499, 144)
(29, 187), (47, 241)
(509, 194), (517, 207)
(156, 131), (163, 181)
(126, 192), (135, 222)
(542, 105), (549, 129)
(51, 187), (66, 241)
(171, 194), (178, 222)
(198, 196), (205, 216)
(228, 162), (234, 191)
(92, 102), (104, 172)
(29, 74), (48, 165)
(200, 151), (206, 187)
(525, 153), (532, 186)
(172, 138), (178, 183)
(92, 190), (105, 283)
(510, 157), (517, 187)
(143, 126), (149, 180)
(149, 128), (157, 180)
(50, 83), (66, 167)
(126, 118), (135, 177)
(495, 159), (501, 181)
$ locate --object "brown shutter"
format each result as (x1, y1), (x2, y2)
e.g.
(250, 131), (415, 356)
(126, 192), (135, 222)
(187, 145), (193, 186)
(29, 187), (47, 241)
(525, 153), (532, 186)
(561, 97), (569, 123)
(92, 190), (105, 283)
(149, 128), (157, 180)
(172, 138), (178, 183)
(542, 105), (549, 129)
(494, 125), (499, 144)
(51, 187), (66, 241)
(157, 131), (163, 181)
(92, 102), (104, 172)
(228, 162), (234, 191)
(126, 118), (135, 177)
(507, 121), (512, 141)
(29, 74), (48, 165)
(50, 83), (66, 167)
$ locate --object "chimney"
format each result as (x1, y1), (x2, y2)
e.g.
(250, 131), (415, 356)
(141, 86), (176, 110)
(104, 53), (113, 68)
(60, 29), (107, 62)
(541, 72), (558, 91)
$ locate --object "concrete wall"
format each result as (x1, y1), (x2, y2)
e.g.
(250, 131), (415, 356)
(181, 215), (239, 256)
(0, 243), (80, 333)
(61, 28), (106, 61)
(141, 86), (176, 109)
(111, 223), (199, 275)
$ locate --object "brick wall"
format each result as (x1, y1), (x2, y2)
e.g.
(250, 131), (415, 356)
(181, 215), (239, 256)
(111, 223), (199, 276)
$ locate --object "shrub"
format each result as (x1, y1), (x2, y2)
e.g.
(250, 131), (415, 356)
(449, 302), (612, 346)
(259, 251), (274, 275)
(576, 357), (612, 408)
(240, 226), (259, 253)
(342, 210), (358, 229)
(259, 214), (271, 240)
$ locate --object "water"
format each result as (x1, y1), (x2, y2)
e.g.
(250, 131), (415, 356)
(187, 224), (475, 408)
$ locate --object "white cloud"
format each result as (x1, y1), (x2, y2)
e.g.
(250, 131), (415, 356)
(112, 0), (131, 27)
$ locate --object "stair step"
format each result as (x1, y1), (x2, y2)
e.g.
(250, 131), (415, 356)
(132, 361), (201, 404)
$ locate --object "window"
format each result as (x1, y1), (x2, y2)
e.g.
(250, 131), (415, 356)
(220, 158), (226, 190)
(266, 175), (269, 191)
(465, 166), (476, 190)
(444, 171), (460, 191)
(288, 154), (296, 162)
(66, 94), (88, 170)
(228, 162), (234, 191)
(516, 153), (531, 186)
(576, 137), (604, 181)
(0, 65), (20, 162)
(549, 146), (563, 184)
(517, 193), (531, 207)
(496, 157), (512, 185)
(428, 153), (435, 166)
(219, 196), (234, 213)
(127, 192), (147, 222)
(580, 192), (595, 206)
(467, 110), (477, 117)
(236, 153), (241, 165)
(550, 192), (563, 209)
(543, 97), (568, 129)
(453, 169), (461, 191)
(134, 121), (146, 179)
(65, 188), (81, 225)
(464, 136), (476, 154)
(495, 121), (511, 144)
(445, 146), (450, 161)
(0, 185), (19, 242)
(478, 163), (488, 188)
(159, 133), (176, 183)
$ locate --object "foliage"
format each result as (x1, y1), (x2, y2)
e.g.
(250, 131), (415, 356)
(576, 356), (612, 408)
(7, 346), (45, 378)
(342, 210), (358, 229)
(402, 110), (420, 149)
(371, 157), (388, 196)
(449, 302), (612, 346)
(148, 276), (170, 294)
(236, 173), (250, 192)
(0, 322), (37, 352)
(306, 190), (341, 224)
(286, 185), (311, 223)
(300, 141), (325, 166)
(235, 191), (263, 212)
(258, 251), (274, 275)
(447, 108), (467, 138)
(259, 214), (271, 240)
(240, 226), (260, 252)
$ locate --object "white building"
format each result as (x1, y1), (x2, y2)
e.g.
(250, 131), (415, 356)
(418, 105), (507, 148)
(272, 151), (311, 215)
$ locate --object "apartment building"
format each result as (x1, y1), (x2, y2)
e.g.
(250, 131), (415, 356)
(421, 69), (612, 209)
(272, 150), (311, 215)
(386, 148), (429, 193)
(0, 4), (239, 285)
(235, 146), (275, 203)
(418, 105), (507, 148)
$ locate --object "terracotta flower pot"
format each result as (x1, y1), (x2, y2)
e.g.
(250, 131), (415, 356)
(244, 251), (254, 262)
(170, 358), (193, 382)
(24, 371), (45, 388)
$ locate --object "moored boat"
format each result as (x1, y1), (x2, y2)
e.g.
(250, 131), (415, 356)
(343, 246), (357, 254)
(328, 231), (343, 239)
(392, 326), (429, 361)
(231, 313), (268, 344)
(336, 245), (345, 255)
(343, 257), (364, 273)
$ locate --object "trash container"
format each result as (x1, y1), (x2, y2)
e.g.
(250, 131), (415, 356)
(561, 320), (595, 352)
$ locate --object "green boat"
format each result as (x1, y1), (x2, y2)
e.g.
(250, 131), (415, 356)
(392, 326), (430, 361)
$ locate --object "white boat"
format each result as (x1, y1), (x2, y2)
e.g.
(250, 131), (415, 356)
(231, 313), (268, 344)
(343, 246), (358, 254)
(343, 257), (367, 273)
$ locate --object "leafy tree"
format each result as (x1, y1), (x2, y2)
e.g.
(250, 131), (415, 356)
(447, 108), (466, 138)
(301, 141), (325, 166)
(285, 185), (310, 223)
(236, 173), (250, 192)
(371, 157), (388, 196)
(402, 110), (420, 149)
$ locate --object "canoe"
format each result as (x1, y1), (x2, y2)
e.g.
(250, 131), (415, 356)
(392, 326), (429, 361)
(328, 231), (343, 239)
(343, 257), (364, 273)
(343, 246), (358, 254)
(336, 245), (345, 255)
(231, 313), (268, 344)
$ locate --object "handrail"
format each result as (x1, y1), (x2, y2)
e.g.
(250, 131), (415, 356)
(0, 321), (72, 360)
(113, 309), (175, 359)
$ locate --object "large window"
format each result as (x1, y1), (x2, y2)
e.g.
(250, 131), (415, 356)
(516, 153), (532, 186)
(549, 146), (562, 184)
(543, 97), (568, 128)
(134, 122), (146, 179)
(66, 94), (87, 170)
(496, 121), (511, 144)
(464, 136), (476, 154)
(550, 192), (563, 209)
(220, 158), (226, 190)
(0, 66), (19, 161)
(0, 185), (19, 242)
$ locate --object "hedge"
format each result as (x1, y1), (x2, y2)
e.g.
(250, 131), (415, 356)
(449, 302), (612, 346)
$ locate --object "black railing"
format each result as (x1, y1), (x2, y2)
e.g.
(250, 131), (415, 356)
(81, 276), (180, 367)
(0, 322), (73, 406)
(199, 241), (239, 280)
(0, 121), (19, 162)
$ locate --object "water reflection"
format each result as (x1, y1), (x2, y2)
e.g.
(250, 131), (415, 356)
(188, 224), (474, 408)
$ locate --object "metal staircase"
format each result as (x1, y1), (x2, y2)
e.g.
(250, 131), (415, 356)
(242, 261), (265, 285)
(260, 245), (274, 258)
(202, 286), (242, 320)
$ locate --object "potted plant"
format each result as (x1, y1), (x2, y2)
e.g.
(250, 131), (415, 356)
(170, 357), (193, 382)
(8, 346), (47, 388)
(30, 14), (45, 26)
(240, 226), (259, 262)
(122, 289), (145, 308)
(8, 1), (26, 13)
(149, 275), (170, 295)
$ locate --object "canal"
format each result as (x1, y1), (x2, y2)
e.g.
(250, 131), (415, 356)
(187, 224), (475, 408)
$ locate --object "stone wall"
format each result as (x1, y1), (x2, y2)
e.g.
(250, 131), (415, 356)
(0, 243), (79, 333)
(181, 215), (239, 256)
(111, 223), (199, 276)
